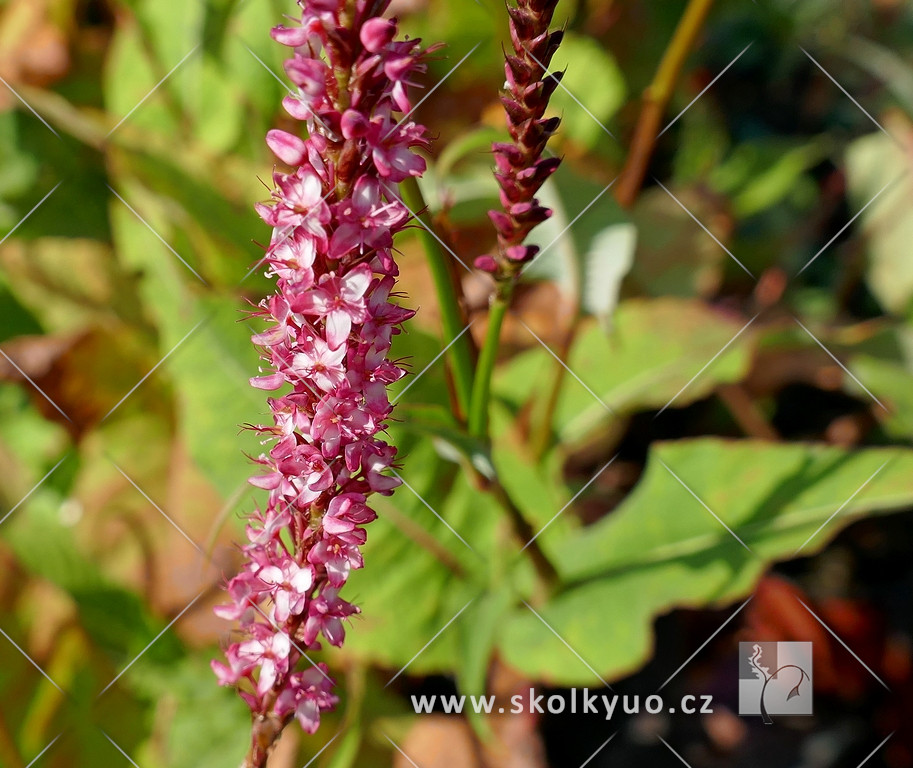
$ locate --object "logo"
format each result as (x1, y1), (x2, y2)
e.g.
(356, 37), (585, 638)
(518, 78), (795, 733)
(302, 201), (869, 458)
(738, 641), (812, 723)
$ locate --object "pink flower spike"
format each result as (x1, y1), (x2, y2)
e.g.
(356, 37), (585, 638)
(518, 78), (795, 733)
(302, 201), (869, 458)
(249, 469), (282, 490)
(215, 567), (274, 624)
(211, 659), (237, 687)
(216, 0), (432, 752)
(341, 109), (370, 139)
(274, 667), (338, 734)
(270, 25), (310, 47)
(370, 120), (428, 181)
(212, 651), (248, 687)
(284, 56), (329, 97)
(322, 492), (376, 534)
(308, 530), (366, 587)
(311, 395), (373, 458)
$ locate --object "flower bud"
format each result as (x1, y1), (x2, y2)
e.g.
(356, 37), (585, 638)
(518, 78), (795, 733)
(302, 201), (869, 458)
(360, 18), (397, 53)
(483, 0), (564, 281)
(267, 130), (308, 166)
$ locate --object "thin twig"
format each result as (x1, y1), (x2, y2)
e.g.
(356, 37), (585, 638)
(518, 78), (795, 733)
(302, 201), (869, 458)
(0, 706), (24, 768)
(378, 499), (469, 579)
(716, 384), (780, 440)
(615, 0), (716, 207)
(489, 479), (560, 600)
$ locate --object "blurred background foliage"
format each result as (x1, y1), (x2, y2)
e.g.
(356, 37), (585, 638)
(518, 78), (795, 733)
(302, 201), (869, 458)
(2, 0), (913, 766)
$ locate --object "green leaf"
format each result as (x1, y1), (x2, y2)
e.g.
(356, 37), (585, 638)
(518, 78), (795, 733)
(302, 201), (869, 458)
(709, 138), (827, 218)
(104, 19), (181, 139)
(396, 409), (496, 480)
(523, 171), (630, 311)
(343, 443), (495, 672)
(0, 385), (67, 475)
(845, 130), (913, 315)
(0, 237), (149, 333)
(547, 33), (626, 150)
(845, 36), (913, 117)
(109, 194), (263, 496)
(730, 141), (827, 218)
(495, 298), (755, 444)
(490, 410), (574, 533)
(398, 4), (500, 85)
(0, 112), (39, 207)
(456, 587), (515, 698)
(626, 187), (728, 298)
(223, 1), (291, 127)
(127, 656), (250, 768)
(1, 481), (178, 663)
(421, 127), (505, 224)
(499, 438), (913, 685)
(388, 326), (454, 414)
(115, 147), (261, 287)
(581, 223), (637, 325)
(455, 585), (514, 737)
(671, 101), (731, 184)
(327, 727), (363, 768)
(435, 126), (505, 181)
(848, 354), (913, 438)
(185, 55), (246, 154)
(0, 282), (43, 342)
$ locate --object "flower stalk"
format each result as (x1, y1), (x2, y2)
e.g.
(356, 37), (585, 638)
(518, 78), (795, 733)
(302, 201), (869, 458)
(212, 2), (437, 764)
(399, 175), (476, 420)
(475, 0), (564, 282)
(468, 281), (513, 438)
(471, 0), (565, 439)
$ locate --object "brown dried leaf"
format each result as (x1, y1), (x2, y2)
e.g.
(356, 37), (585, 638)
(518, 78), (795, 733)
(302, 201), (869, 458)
(0, 326), (169, 439)
(396, 716), (482, 768)
(0, 0), (69, 107)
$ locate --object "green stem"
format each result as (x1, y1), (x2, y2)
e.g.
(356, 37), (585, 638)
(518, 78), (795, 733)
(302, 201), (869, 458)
(468, 281), (514, 439)
(464, 278), (558, 594)
(400, 176), (475, 421)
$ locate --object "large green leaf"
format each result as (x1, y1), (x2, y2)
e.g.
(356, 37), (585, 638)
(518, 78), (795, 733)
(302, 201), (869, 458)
(499, 438), (913, 685)
(342, 442), (495, 673)
(0, 111), (40, 221)
(109, 194), (263, 496)
(625, 187), (729, 298)
(126, 657), (250, 768)
(343, 421), (585, 678)
(710, 138), (827, 218)
(849, 353), (913, 439)
(495, 298), (755, 444)
(455, 583), (514, 737)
